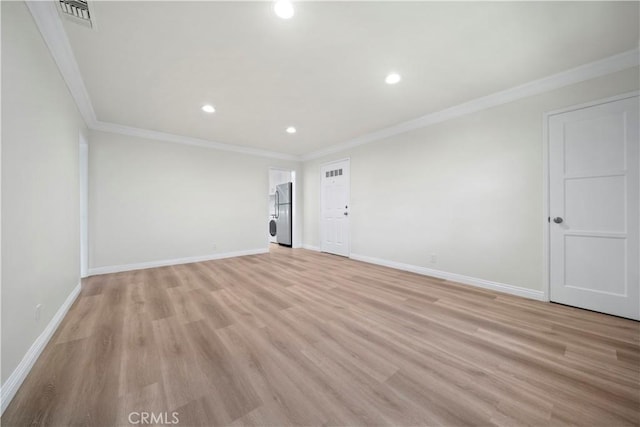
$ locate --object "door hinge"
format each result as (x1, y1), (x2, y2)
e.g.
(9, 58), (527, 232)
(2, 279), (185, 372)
(548, 217), (551, 223)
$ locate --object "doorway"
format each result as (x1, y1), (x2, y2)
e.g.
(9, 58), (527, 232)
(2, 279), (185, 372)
(547, 94), (639, 320)
(320, 158), (350, 257)
(79, 133), (88, 278)
(268, 168), (295, 249)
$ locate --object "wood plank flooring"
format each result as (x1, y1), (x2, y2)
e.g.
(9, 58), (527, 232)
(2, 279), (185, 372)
(3, 245), (639, 426)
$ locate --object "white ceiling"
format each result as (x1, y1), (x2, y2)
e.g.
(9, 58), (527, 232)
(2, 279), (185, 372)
(61, 1), (639, 156)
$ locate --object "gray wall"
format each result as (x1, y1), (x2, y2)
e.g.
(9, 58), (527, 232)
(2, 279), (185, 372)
(303, 67), (639, 292)
(1, 1), (86, 383)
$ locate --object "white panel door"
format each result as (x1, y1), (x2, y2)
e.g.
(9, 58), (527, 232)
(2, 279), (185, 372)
(549, 96), (639, 320)
(321, 159), (350, 257)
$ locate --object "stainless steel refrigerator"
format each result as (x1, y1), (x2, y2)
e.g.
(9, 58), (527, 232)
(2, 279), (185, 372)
(276, 182), (292, 247)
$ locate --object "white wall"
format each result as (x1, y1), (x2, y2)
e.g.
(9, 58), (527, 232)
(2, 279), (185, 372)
(269, 169), (292, 195)
(1, 1), (86, 383)
(89, 130), (301, 270)
(303, 67), (639, 292)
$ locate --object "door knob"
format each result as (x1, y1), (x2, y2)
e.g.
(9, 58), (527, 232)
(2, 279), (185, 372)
(553, 217), (563, 224)
(344, 212), (348, 216)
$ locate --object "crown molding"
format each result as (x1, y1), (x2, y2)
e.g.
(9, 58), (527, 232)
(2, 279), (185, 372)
(26, 0), (97, 127)
(26, 1), (638, 163)
(300, 48), (640, 161)
(26, 1), (297, 161)
(92, 121), (300, 161)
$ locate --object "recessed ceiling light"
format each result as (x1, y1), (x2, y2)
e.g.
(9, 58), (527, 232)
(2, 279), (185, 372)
(274, 0), (294, 19)
(385, 72), (401, 85)
(201, 104), (215, 113)
(286, 126), (296, 134)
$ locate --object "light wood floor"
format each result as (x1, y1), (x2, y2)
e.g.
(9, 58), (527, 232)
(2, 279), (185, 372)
(3, 246), (639, 426)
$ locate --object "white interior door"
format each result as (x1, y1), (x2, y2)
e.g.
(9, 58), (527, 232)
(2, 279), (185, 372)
(549, 95), (639, 320)
(321, 159), (350, 257)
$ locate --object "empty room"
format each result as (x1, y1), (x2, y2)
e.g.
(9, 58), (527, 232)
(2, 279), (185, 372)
(1, 1), (639, 426)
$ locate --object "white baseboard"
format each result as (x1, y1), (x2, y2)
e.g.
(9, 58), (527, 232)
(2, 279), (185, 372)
(0, 281), (82, 415)
(302, 244), (321, 252)
(349, 253), (545, 301)
(87, 248), (269, 276)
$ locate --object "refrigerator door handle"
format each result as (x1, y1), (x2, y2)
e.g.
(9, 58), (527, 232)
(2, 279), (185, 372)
(275, 192), (279, 218)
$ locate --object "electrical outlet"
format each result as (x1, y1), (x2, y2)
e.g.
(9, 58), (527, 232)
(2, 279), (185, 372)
(430, 254), (437, 264)
(35, 304), (43, 323)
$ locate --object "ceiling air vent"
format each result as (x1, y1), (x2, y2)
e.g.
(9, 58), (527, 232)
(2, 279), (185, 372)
(58, 0), (93, 28)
